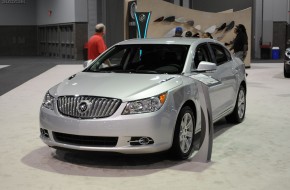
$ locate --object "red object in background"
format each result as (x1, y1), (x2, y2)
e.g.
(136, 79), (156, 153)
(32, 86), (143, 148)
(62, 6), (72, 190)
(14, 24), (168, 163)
(260, 42), (271, 49)
(260, 44), (271, 48)
(84, 42), (88, 49)
(48, 10), (52, 16)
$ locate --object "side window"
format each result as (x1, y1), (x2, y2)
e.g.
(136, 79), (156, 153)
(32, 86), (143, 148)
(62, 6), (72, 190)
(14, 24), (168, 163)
(123, 48), (142, 70)
(130, 48), (141, 64)
(210, 44), (229, 65)
(194, 44), (211, 69)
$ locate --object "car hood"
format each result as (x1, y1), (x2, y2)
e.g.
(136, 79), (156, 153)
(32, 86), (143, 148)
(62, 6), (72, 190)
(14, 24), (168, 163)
(50, 72), (183, 101)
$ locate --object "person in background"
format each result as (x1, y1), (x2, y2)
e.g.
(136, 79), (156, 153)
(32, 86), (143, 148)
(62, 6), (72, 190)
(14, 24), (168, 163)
(173, 27), (183, 37)
(237, 24), (248, 61)
(226, 24), (248, 62)
(185, 31), (193, 37)
(87, 23), (111, 66)
(88, 23), (107, 59)
(202, 32), (213, 39)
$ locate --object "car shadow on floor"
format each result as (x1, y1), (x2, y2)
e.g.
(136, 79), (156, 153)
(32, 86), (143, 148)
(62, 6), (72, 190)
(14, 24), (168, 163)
(21, 118), (234, 177)
(213, 118), (235, 139)
(22, 146), (198, 177)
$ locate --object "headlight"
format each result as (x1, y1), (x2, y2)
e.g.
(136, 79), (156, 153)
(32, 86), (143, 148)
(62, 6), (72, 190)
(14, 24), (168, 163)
(285, 49), (290, 59)
(122, 92), (167, 115)
(42, 91), (55, 110)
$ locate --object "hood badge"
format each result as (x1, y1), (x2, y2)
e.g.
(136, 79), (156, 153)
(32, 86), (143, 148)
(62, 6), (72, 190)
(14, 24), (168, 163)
(77, 100), (91, 114)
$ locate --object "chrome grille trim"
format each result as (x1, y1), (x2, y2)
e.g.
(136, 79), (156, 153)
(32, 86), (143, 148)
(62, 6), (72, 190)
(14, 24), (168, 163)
(57, 96), (122, 119)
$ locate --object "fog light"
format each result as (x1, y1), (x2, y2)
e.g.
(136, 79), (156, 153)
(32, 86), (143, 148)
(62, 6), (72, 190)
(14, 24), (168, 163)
(139, 137), (150, 145)
(40, 128), (50, 138)
(129, 137), (154, 146)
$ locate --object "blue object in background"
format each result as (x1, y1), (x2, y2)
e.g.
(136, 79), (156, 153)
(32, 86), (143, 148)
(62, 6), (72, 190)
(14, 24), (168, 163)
(272, 47), (280, 59)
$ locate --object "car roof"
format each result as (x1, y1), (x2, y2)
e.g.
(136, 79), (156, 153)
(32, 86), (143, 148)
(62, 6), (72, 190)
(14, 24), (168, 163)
(116, 37), (220, 46)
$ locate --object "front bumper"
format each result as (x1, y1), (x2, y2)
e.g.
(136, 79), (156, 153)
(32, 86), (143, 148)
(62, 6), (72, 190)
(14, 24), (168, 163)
(39, 101), (178, 154)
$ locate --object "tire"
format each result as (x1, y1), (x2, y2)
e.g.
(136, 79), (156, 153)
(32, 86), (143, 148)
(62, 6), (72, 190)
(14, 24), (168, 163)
(170, 106), (195, 160)
(284, 66), (290, 78)
(226, 85), (246, 123)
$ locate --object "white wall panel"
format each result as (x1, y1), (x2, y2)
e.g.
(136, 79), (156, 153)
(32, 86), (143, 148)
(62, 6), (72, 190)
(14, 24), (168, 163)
(0, 0), (36, 25)
(254, 0), (263, 58)
(37, 0), (75, 25)
(87, 0), (97, 39)
(75, 0), (88, 22)
(262, 0), (288, 45)
(183, 0), (189, 8)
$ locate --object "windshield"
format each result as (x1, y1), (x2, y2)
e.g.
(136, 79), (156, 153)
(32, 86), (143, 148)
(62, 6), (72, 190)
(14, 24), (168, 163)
(84, 44), (190, 74)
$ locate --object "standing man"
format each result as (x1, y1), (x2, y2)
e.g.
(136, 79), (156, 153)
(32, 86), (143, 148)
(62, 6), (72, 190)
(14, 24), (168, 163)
(88, 23), (107, 60)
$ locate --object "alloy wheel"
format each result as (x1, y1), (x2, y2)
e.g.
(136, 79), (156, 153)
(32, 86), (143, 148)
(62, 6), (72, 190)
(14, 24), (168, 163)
(238, 89), (245, 119)
(179, 113), (194, 153)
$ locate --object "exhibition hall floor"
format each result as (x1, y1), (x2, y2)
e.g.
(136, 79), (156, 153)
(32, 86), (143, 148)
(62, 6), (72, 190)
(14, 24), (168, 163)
(0, 58), (289, 190)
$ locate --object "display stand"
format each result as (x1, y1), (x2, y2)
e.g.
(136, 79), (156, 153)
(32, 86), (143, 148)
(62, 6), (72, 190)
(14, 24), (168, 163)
(190, 82), (213, 163)
(134, 12), (151, 38)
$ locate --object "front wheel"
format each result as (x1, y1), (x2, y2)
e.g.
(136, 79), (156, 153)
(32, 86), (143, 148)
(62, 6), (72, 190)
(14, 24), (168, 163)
(226, 85), (246, 123)
(170, 106), (195, 160)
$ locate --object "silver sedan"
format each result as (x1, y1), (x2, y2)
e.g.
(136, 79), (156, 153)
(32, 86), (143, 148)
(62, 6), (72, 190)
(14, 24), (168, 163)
(40, 38), (247, 160)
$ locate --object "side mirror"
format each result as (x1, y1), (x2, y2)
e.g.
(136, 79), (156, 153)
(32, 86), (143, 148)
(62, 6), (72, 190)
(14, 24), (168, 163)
(83, 59), (93, 68)
(196, 61), (217, 72)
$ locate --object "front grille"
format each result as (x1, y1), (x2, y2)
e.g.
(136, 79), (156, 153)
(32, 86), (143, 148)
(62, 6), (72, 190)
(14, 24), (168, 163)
(53, 132), (118, 147)
(57, 96), (121, 119)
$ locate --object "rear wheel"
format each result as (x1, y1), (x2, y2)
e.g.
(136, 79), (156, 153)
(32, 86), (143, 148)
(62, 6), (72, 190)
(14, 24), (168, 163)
(226, 85), (246, 123)
(170, 106), (195, 160)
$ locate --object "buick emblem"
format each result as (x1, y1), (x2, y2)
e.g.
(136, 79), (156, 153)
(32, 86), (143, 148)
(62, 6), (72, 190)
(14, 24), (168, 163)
(77, 100), (91, 114)
(139, 14), (146, 22)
